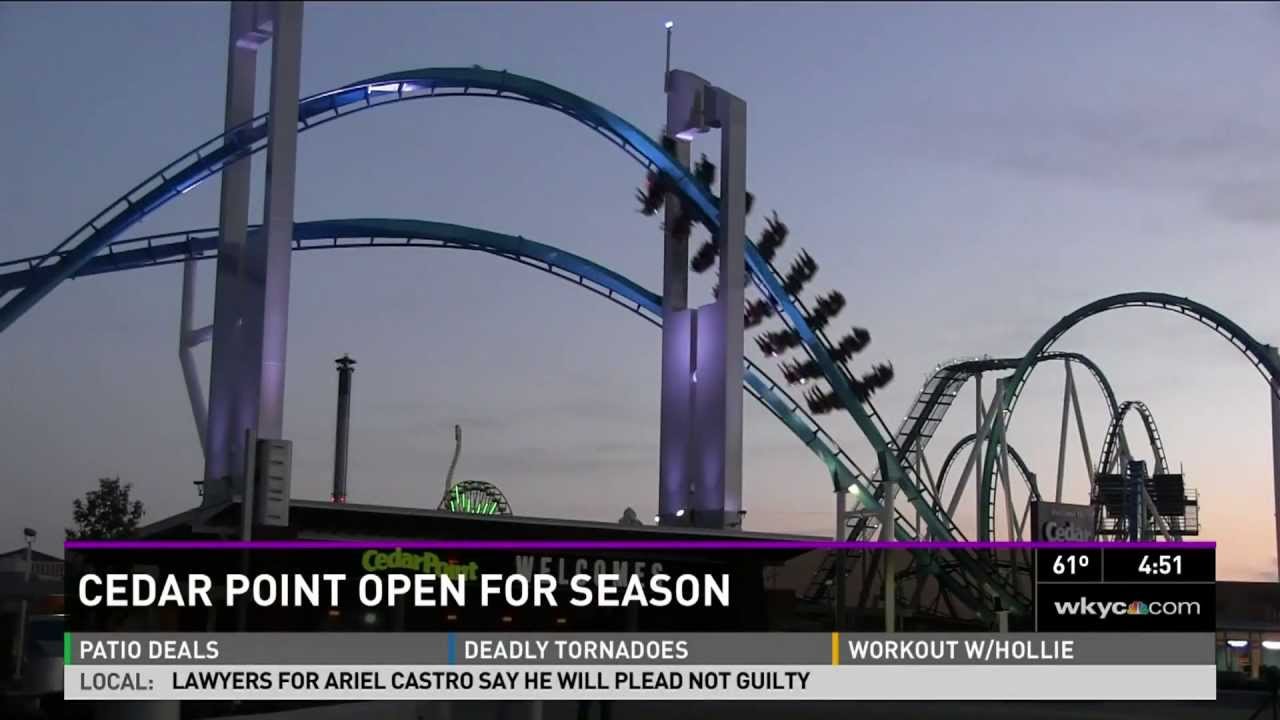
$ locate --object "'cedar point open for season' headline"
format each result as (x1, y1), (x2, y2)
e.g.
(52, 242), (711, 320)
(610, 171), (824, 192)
(76, 549), (732, 609)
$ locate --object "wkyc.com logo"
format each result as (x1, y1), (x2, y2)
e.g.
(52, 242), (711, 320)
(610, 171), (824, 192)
(1053, 597), (1202, 619)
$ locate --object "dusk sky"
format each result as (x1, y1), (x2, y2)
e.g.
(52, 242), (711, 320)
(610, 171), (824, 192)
(1, 2), (1278, 581)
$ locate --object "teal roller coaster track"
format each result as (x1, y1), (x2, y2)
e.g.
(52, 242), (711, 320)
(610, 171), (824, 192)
(5, 66), (1276, 618)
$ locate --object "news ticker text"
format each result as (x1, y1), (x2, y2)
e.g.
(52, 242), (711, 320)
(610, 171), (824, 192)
(65, 632), (1213, 701)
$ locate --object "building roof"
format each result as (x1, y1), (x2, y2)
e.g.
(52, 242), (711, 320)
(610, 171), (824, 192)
(287, 498), (825, 541)
(0, 547), (62, 563)
(1217, 581), (1280, 629)
(136, 498), (825, 547)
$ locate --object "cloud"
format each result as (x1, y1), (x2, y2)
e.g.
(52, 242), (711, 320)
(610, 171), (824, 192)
(893, 99), (1280, 233)
(1206, 180), (1280, 226)
(363, 396), (653, 435)
(895, 101), (1280, 192)
(451, 439), (655, 480)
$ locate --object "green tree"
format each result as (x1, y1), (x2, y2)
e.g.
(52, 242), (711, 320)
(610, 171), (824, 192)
(66, 477), (145, 540)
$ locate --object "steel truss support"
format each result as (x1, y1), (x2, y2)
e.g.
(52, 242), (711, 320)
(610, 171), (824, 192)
(1055, 358), (1114, 503)
(1055, 360), (1071, 502)
(877, 450), (897, 633)
(915, 448), (939, 539)
(947, 375), (999, 519)
(938, 435), (1038, 509)
(179, 260), (211, 458)
(996, 378), (1019, 541)
(834, 486), (847, 629)
(974, 373), (984, 525)
(1065, 362), (1095, 487)
(1141, 484), (1175, 542)
(923, 452), (942, 540)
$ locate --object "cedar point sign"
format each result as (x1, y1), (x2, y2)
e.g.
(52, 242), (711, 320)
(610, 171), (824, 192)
(1030, 501), (1095, 542)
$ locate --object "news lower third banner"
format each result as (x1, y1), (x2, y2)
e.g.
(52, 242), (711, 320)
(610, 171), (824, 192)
(66, 632), (1214, 701)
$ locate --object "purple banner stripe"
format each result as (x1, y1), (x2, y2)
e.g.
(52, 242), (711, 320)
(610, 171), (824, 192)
(63, 540), (1216, 551)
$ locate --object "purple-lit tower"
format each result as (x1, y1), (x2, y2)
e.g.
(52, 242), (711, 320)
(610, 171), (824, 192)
(202, 0), (304, 515)
(657, 67), (748, 530)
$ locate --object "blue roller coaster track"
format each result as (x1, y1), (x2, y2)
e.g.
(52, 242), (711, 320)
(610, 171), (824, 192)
(0, 218), (882, 504)
(0, 218), (996, 618)
(0, 66), (1022, 615)
(18, 67), (1272, 611)
(5, 63), (1269, 604)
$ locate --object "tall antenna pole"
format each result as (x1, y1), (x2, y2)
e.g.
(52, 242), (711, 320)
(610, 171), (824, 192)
(664, 21), (674, 91)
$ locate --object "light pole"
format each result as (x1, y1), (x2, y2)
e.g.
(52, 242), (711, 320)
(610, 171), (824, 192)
(12, 527), (35, 683)
(331, 354), (356, 504)
(664, 21), (674, 85)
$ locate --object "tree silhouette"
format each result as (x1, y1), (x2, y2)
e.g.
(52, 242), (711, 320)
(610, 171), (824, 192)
(66, 477), (145, 540)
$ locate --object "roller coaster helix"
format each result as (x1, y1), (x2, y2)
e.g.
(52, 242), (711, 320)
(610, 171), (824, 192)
(802, 351), (1184, 611)
(3, 66), (1278, 622)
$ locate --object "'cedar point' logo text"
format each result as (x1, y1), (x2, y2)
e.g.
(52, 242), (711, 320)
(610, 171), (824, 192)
(1052, 598), (1201, 619)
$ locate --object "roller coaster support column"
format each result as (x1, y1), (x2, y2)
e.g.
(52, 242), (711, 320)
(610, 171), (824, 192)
(947, 378), (1000, 519)
(1066, 362), (1095, 485)
(203, 1), (304, 507)
(204, 1), (261, 503)
(834, 485), (847, 629)
(180, 260), (210, 458)
(973, 373), (985, 524)
(658, 125), (692, 525)
(659, 70), (746, 529)
(996, 378), (1018, 541)
(1268, 345), (1280, 581)
(878, 451), (897, 632)
(249, 1), (304, 441)
(1055, 359), (1071, 502)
